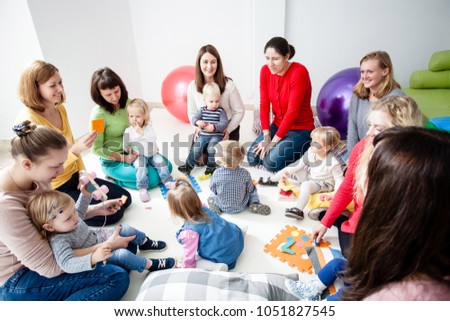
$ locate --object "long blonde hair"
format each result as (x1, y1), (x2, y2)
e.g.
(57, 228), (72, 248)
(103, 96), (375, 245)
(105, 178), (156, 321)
(354, 96), (422, 201)
(167, 176), (210, 223)
(353, 51), (401, 99)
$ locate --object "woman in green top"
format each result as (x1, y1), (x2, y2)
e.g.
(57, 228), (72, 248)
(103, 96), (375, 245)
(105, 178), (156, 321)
(89, 67), (172, 190)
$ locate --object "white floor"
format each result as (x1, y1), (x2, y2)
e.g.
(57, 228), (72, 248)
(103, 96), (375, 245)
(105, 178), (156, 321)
(82, 107), (339, 300)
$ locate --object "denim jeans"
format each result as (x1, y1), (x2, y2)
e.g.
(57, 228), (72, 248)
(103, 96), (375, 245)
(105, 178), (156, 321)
(105, 224), (148, 272)
(133, 153), (171, 189)
(318, 257), (347, 301)
(0, 264), (129, 301)
(186, 134), (222, 167)
(246, 124), (312, 172)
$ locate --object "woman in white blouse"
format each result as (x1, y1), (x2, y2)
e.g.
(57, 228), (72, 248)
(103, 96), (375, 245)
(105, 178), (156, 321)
(187, 44), (245, 145)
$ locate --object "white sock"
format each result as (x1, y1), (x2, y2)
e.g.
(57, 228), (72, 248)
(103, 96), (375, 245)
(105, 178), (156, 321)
(313, 276), (327, 291)
(196, 258), (228, 271)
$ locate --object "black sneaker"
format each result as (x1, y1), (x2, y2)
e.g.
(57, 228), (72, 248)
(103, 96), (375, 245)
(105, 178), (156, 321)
(285, 207), (304, 219)
(249, 203), (271, 215)
(204, 165), (217, 176)
(148, 258), (176, 272)
(139, 237), (167, 252)
(258, 177), (278, 186)
(178, 163), (193, 175)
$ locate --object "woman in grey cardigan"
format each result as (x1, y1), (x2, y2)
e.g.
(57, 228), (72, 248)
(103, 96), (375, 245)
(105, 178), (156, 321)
(347, 51), (405, 154)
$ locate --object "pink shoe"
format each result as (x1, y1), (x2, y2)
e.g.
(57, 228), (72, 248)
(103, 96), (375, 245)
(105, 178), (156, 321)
(164, 180), (176, 189)
(139, 189), (150, 202)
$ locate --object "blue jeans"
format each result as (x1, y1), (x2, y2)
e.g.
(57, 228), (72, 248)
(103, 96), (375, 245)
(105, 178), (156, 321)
(318, 258), (347, 301)
(133, 153), (172, 189)
(186, 134), (222, 167)
(0, 264), (129, 301)
(246, 124), (312, 172)
(100, 155), (172, 190)
(102, 224), (148, 272)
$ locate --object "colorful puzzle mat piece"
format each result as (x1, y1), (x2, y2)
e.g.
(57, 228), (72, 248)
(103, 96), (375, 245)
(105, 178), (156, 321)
(159, 175), (202, 199)
(264, 225), (331, 274)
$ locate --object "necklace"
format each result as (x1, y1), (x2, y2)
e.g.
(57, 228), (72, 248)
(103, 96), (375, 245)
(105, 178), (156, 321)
(7, 168), (30, 191)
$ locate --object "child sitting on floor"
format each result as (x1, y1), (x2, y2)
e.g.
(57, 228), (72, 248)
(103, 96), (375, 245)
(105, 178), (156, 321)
(123, 98), (174, 202)
(265, 126), (343, 220)
(167, 176), (245, 271)
(207, 140), (271, 215)
(178, 82), (228, 176)
(28, 189), (175, 274)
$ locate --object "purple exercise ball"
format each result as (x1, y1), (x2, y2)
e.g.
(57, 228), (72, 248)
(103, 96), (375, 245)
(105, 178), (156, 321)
(316, 67), (360, 140)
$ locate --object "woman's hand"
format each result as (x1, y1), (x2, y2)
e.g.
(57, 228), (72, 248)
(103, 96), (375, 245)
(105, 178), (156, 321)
(253, 132), (277, 159)
(252, 109), (262, 135)
(107, 225), (136, 250)
(193, 127), (201, 141)
(312, 223), (328, 243)
(223, 129), (230, 141)
(71, 131), (97, 155)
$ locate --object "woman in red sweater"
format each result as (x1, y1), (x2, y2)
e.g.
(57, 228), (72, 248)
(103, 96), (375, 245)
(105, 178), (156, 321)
(312, 95), (422, 257)
(247, 37), (315, 172)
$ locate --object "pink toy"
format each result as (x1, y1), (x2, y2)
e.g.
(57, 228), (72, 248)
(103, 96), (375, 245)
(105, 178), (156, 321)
(79, 170), (109, 201)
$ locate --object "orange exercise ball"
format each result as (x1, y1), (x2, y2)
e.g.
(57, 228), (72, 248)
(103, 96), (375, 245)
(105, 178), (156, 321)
(161, 65), (195, 123)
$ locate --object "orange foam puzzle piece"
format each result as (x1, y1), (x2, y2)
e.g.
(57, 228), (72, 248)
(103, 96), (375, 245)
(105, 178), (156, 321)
(91, 118), (105, 133)
(264, 225), (331, 274)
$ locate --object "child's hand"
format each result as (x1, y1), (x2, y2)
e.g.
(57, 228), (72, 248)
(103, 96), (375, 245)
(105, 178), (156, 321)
(107, 225), (136, 250)
(319, 194), (333, 202)
(79, 181), (91, 197)
(204, 124), (214, 132)
(92, 243), (112, 265)
(132, 122), (144, 133)
(96, 199), (122, 216)
(124, 152), (138, 164)
(196, 120), (205, 128)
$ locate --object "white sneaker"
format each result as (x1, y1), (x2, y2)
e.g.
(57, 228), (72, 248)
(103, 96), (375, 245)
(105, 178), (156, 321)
(285, 279), (322, 301)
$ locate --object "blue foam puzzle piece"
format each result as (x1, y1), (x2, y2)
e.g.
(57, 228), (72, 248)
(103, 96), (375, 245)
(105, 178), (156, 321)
(159, 175), (202, 199)
(280, 236), (295, 255)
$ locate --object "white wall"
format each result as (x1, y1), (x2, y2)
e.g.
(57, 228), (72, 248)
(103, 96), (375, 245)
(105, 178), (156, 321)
(0, 0), (42, 140)
(26, 0), (142, 137)
(287, 0), (450, 105)
(130, 0), (254, 102)
(1, 0), (449, 139)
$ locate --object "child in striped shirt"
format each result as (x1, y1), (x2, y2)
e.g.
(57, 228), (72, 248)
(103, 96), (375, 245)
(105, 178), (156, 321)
(178, 82), (228, 176)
